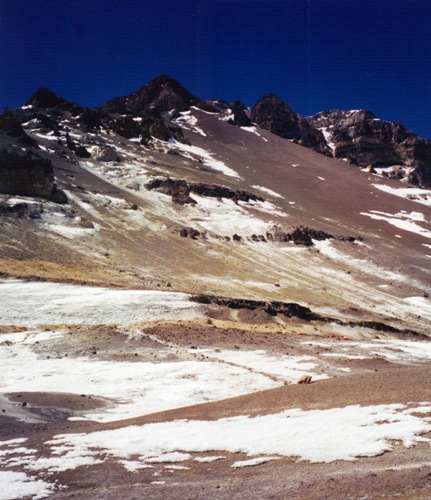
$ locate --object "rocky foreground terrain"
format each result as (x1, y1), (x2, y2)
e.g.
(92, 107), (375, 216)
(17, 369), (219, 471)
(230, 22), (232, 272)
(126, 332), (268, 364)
(1, 75), (431, 499)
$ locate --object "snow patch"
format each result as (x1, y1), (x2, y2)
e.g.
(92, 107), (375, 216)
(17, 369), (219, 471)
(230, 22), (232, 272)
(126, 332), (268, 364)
(318, 127), (335, 152)
(251, 185), (283, 199)
(373, 184), (431, 207)
(26, 403), (431, 474)
(188, 195), (273, 236)
(360, 210), (431, 239)
(168, 139), (240, 178)
(232, 456), (281, 468)
(0, 471), (54, 500)
(175, 111), (207, 137)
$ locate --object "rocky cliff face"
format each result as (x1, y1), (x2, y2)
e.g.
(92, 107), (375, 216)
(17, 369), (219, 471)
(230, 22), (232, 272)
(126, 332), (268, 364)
(250, 94), (329, 155)
(307, 109), (431, 187)
(0, 134), (54, 198)
(0, 110), (55, 198)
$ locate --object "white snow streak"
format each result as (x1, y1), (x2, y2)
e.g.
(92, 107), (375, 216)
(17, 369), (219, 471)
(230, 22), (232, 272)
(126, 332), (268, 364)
(360, 210), (431, 239)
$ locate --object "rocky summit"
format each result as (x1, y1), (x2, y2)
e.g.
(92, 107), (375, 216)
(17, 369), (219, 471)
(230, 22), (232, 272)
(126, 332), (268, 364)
(250, 93), (330, 155)
(1, 74), (431, 500)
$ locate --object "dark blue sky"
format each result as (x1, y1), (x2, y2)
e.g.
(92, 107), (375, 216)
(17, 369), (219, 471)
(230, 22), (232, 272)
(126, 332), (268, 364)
(1, 0), (430, 138)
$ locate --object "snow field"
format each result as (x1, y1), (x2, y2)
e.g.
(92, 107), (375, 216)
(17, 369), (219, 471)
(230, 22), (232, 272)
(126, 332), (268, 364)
(0, 280), (203, 326)
(0, 330), (280, 422)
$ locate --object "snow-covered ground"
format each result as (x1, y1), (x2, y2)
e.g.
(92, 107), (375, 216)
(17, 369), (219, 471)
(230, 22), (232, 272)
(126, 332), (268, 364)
(0, 330), (281, 422)
(373, 184), (431, 207)
(0, 280), (203, 326)
(187, 194), (283, 236)
(1, 403), (430, 482)
(193, 349), (329, 382)
(0, 469), (55, 500)
(309, 338), (431, 364)
(2, 279), (431, 497)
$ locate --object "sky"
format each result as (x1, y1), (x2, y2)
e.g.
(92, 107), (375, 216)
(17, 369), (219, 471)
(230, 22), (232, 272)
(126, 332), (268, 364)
(1, 0), (430, 138)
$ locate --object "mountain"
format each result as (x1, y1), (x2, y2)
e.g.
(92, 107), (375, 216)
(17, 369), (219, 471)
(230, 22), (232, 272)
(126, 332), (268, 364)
(0, 73), (429, 323)
(1, 75), (431, 499)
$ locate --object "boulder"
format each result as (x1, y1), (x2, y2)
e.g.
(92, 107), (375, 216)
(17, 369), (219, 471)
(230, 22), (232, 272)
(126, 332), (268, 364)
(97, 148), (123, 163)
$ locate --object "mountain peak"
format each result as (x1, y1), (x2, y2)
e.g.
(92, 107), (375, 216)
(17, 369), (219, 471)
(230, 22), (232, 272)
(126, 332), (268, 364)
(24, 87), (83, 115)
(25, 87), (65, 109)
(101, 74), (218, 116)
(135, 73), (197, 112)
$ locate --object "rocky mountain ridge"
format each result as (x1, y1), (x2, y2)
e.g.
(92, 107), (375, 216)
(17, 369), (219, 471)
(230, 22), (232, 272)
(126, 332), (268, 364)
(1, 74), (430, 194)
(307, 109), (431, 186)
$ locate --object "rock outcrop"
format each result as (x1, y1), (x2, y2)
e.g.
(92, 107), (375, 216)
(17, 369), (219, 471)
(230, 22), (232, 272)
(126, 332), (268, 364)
(0, 141), (54, 198)
(265, 225), (333, 246)
(192, 295), (323, 321)
(106, 113), (188, 145)
(0, 200), (43, 218)
(0, 109), (38, 148)
(145, 177), (264, 205)
(226, 100), (252, 127)
(192, 294), (423, 336)
(250, 94), (329, 154)
(0, 109), (55, 198)
(307, 109), (431, 187)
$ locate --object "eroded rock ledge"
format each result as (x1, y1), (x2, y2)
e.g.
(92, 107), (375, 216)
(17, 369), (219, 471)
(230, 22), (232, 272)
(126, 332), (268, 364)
(191, 295), (426, 337)
(145, 177), (264, 205)
(173, 223), (360, 246)
(192, 295), (322, 321)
